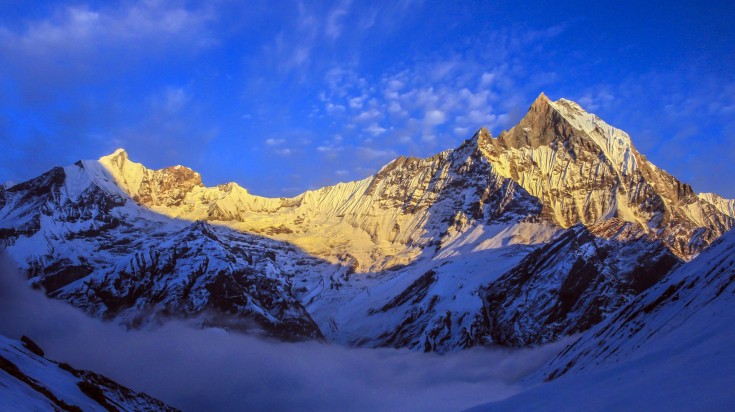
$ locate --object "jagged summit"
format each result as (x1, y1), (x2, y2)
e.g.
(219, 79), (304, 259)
(531, 91), (551, 106)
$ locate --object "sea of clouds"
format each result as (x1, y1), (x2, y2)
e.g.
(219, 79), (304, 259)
(0, 252), (566, 411)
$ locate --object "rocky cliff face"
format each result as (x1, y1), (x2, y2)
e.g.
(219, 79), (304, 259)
(0, 94), (732, 351)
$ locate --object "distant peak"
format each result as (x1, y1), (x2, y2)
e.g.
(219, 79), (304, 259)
(111, 148), (127, 157)
(100, 148), (129, 162)
(472, 127), (492, 141)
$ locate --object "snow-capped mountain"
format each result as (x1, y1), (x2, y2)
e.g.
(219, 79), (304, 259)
(544, 224), (735, 381)
(0, 94), (732, 351)
(477, 94), (733, 259)
(467, 224), (735, 411)
(0, 334), (175, 411)
(473, 219), (678, 347)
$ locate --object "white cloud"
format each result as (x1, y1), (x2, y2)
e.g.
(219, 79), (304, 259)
(454, 127), (470, 136)
(365, 123), (387, 136)
(421, 134), (437, 143)
(480, 72), (496, 87)
(154, 87), (190, 113)
(353, 108), (382, 123)
(313, 27), (567, 157)
(424, 109), (446, 126)
(576, 90), (616, 112)
(0, 2), (215, 58)
(326, 102), (346, 114)
(325, 0), (352, 40)
(348, 96), (365, 109)
(317, 145), (342, 153)
(266, 138), (286, 146)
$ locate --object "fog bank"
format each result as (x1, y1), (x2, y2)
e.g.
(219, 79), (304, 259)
(0, 253), (566, 411)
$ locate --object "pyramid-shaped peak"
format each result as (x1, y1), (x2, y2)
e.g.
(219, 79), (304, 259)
(535, 92), (550, 103)
(529, 92), (552, 110)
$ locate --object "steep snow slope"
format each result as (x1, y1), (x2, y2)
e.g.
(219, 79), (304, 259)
(698, 192), (735, 218)
(544, 227), (735, 380)
(474, 219), (679, 346)
(0, 334), (175, 411)
(468, 228), (735, 411)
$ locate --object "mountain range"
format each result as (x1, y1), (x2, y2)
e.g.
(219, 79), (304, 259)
(1, 93), (733, 352)
(1, 93), (735, 409)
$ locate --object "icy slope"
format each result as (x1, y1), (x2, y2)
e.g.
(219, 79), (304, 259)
(698, 192), (735, 218)
(468, 228), (735, 411)
(0, 334), (175, 411)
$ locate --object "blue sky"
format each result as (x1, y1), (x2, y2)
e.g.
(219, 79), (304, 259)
(1, 0), (734, 197)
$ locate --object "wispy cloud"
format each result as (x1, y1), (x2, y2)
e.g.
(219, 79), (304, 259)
(316, 26), (564, 152)
(0, 2), (215, 66)
(325, 0), (352, 40)
(266, 138), (286, 146)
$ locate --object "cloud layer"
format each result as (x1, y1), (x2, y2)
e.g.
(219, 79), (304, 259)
(0, 253), (567, 411)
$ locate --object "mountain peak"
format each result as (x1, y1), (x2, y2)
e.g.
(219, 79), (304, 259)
(470, 127), (492, 145)
(534, 91), (550, 103)
(107, 148), (128, 159)
(528, 92), (552, 113)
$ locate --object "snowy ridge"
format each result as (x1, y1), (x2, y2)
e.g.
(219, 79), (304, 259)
(0, 334), (175, 411)
(550, 97), (637, 175)
(698, 192), (735, 218)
